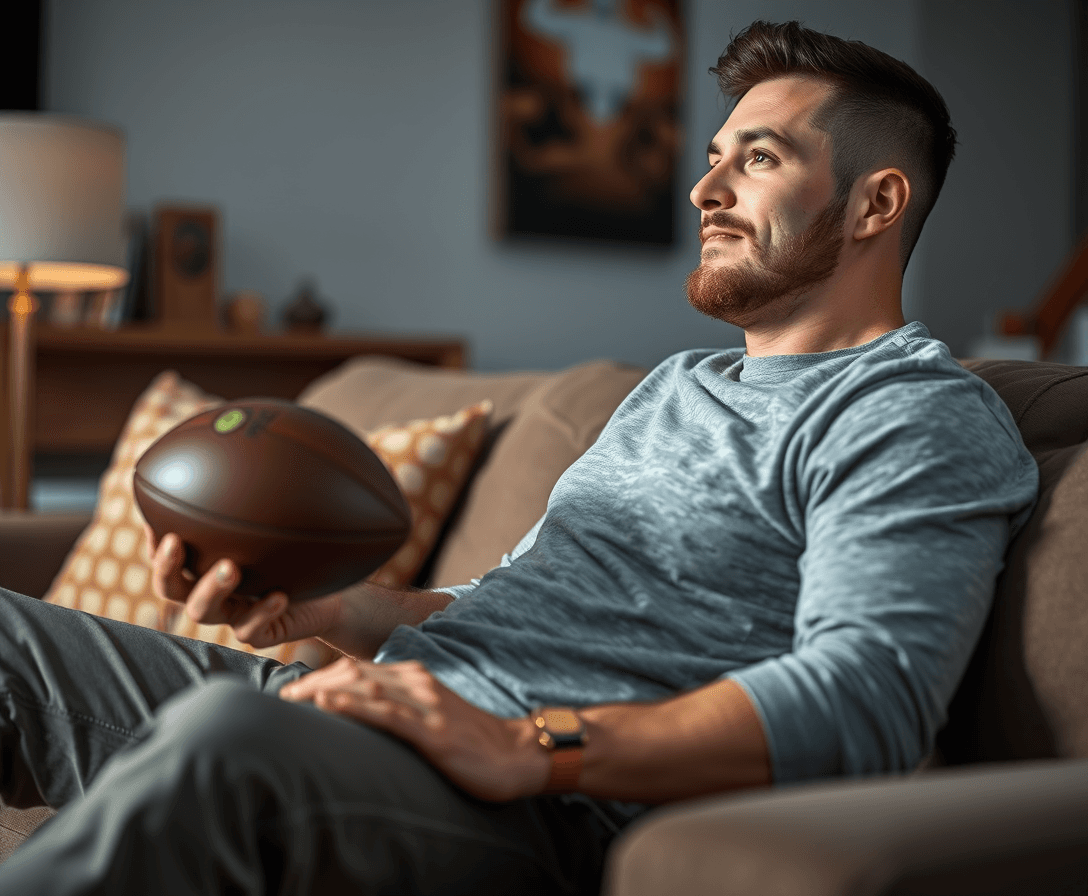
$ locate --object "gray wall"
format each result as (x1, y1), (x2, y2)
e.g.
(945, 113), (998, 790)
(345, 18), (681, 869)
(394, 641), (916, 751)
(915, 0), (1076, 355)
(44, 0), (1076, 371)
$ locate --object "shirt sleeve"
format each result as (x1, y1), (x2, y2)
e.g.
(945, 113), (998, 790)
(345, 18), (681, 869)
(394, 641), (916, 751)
(727, 374), (1038, 782)
(432, 515), (546, 601)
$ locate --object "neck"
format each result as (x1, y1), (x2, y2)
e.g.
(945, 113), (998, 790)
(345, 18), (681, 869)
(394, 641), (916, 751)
(742, 248), (906, 357)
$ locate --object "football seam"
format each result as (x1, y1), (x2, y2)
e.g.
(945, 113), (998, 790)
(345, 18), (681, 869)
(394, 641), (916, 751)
(260, 419), (409, 519)
(171, 402), (409, 521)
(133, 474), (410, 543)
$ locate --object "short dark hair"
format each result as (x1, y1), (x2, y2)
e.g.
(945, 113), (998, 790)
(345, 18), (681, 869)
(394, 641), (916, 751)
(711, 21), (957, 269)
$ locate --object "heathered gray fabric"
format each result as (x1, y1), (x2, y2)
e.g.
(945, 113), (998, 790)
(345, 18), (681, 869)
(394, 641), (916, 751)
(376, 322), (1038, 784)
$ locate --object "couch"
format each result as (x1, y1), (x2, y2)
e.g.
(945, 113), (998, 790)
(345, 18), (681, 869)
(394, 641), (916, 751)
(1, 354), (1086, 895)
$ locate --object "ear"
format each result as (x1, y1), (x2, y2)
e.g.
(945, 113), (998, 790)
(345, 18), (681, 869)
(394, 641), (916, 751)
(851, 168), (910, 242)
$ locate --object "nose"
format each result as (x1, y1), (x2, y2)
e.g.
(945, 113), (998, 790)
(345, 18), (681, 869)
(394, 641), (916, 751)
(689, 166), (736, 212)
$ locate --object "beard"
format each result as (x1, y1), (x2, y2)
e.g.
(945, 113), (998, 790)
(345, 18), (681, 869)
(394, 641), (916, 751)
(685, 194), (849, 327)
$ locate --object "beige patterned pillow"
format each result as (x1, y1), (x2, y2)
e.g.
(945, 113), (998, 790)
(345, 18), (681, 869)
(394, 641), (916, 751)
(45, 372), (220, 631)
(45, 371), (491, 667)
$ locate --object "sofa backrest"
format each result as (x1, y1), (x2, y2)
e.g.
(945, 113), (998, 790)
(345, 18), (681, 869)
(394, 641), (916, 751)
(296, 356), (647, 587)
(938, 360), (1088, 764)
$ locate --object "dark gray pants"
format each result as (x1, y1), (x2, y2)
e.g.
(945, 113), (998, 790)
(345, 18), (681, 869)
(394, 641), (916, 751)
(0, 588), (618, 894)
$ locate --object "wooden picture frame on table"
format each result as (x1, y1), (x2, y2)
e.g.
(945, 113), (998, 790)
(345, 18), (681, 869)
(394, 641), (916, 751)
(153, 205), (220, 328)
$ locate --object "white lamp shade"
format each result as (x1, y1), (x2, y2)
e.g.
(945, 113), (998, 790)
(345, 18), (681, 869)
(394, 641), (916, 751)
(0, 114), (127, 291)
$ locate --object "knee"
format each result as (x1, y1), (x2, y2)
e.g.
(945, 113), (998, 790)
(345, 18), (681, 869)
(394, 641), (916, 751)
(150, 676), (296, 772)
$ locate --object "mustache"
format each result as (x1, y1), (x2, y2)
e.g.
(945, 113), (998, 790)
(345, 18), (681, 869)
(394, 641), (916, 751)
(699, 212), (757, 243)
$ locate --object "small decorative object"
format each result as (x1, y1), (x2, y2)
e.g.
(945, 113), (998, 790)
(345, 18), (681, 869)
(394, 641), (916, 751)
(85, 287), (124, 329)
(282, 278), (328, 332)
(223, 289), (266, 333)
(49, 290), (84, 327)
(117, 210), (151, 323)
(153, 205), (219, 327)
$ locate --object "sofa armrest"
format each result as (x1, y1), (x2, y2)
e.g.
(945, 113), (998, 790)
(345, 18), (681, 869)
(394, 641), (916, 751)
(604, 760), (1088, 896)
(0, 511), (90, 598)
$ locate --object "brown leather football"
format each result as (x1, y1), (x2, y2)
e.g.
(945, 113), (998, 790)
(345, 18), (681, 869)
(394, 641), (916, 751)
(133, 399), (411, 602)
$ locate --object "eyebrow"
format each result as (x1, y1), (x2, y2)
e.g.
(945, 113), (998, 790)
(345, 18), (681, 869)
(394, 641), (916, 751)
(707, 126), (800, 158)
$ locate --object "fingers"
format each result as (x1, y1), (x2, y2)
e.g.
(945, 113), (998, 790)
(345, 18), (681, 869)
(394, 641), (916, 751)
(142, 522), (158, 558)
(150, 533), (194, 603)
(149, 533), (243, 624)
(182, 558), (248, 626)
(148, 531), (297, 636)
(280, 660), (439, 718)
(230, 592), (289, 646)
(313, 687), (416, 729)
(280, 656), (362, 700)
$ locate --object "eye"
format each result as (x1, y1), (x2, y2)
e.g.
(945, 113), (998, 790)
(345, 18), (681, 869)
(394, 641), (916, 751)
(748, 149), (774, 166)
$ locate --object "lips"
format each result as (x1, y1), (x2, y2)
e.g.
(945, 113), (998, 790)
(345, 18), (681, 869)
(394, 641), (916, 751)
(701, 229), (744, 244)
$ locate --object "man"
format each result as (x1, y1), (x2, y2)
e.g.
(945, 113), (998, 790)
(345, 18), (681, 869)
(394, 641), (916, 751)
(0, 20), (1037, 895)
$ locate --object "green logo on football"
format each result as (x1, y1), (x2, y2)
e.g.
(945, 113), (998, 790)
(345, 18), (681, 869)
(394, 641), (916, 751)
(214, 409), (247, 434)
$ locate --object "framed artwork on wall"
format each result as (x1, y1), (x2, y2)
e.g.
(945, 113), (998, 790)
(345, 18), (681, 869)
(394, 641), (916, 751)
(494, 0), (684, 246)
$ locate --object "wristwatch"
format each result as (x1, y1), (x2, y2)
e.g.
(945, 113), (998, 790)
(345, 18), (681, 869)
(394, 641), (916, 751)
(531, 706), (587, 794)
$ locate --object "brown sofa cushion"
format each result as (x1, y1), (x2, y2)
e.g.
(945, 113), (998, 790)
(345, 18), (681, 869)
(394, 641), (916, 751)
(430, 360), (647, 586)
(938, 360), (1088, 763)
(297, 356), (552, 434)
(298, 357), (646, 586)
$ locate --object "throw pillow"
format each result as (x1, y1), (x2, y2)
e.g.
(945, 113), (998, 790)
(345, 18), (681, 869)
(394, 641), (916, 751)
(44, 371), (220, 630)
(45, 370), (491, 668)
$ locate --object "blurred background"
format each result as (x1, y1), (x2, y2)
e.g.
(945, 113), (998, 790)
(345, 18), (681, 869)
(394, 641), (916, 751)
(2, 0), (1084, 509)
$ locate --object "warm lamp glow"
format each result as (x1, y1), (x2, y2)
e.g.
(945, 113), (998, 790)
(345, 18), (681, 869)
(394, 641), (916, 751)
(1, 114), (128, 511)
(0, 260), (127, 291)
(0, 114), (127, 290)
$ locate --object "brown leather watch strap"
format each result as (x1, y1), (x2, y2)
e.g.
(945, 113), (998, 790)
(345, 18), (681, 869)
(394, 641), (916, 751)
(544, 746), (584, 794)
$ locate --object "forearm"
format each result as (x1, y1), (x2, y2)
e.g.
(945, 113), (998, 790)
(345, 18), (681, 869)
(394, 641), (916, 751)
(540, 678), (773, 804)
(320, 581), (455, 659)
(582, 678), (771, 803)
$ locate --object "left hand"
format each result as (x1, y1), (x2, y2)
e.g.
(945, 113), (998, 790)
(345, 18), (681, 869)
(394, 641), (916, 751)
(279, 658), (549, 802)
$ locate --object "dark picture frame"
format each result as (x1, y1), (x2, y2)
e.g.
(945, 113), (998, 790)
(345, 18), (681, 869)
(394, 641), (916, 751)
(494, 0), (684, 246)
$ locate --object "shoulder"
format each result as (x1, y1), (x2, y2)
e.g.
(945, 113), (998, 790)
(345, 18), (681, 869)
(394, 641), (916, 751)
(831, 333), (1021, 444)
(806, 335), (1037, 509)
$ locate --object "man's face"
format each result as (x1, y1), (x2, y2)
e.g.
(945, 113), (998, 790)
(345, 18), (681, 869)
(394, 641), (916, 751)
(686, 76), (846, 327)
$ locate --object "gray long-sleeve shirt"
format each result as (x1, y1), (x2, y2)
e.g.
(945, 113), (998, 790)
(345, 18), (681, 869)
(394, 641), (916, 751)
(376, 322), (1038, 785)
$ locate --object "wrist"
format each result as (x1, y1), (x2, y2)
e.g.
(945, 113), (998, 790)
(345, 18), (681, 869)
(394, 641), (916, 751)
(502, 715), (552, 798)
(318, 585), (380, 658)
(530, 706), (588, 795)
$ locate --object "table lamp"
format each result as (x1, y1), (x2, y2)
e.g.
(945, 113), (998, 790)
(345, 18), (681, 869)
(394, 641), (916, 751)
(0, 114), (127, 510)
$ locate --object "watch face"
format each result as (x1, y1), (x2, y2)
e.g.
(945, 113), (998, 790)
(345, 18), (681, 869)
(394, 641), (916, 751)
(539, 709), (582, 735)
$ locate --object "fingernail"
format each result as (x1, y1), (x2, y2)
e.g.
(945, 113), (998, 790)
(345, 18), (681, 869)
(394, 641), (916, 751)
(163, 536), (176, 559)
(216, 561), (233, 584)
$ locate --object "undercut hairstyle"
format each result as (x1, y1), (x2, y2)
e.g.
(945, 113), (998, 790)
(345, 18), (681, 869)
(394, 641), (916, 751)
(711, 21), (957, 270)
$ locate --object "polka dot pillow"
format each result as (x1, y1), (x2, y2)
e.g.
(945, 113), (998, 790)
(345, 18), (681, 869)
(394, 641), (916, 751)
(45, 370), (491, 668)
(44, 372), (221, 631)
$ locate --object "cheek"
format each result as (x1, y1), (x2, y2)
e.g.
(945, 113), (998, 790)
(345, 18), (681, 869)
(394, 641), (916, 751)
(772, 185), (830, 239)
(767, 208), (805, 246)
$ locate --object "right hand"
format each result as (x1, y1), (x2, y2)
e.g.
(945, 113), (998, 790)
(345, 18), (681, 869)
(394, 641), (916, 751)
(145, 526), (343, 649)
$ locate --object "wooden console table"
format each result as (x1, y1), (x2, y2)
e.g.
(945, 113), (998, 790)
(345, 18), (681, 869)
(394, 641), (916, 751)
(1, 322), (466, 507)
